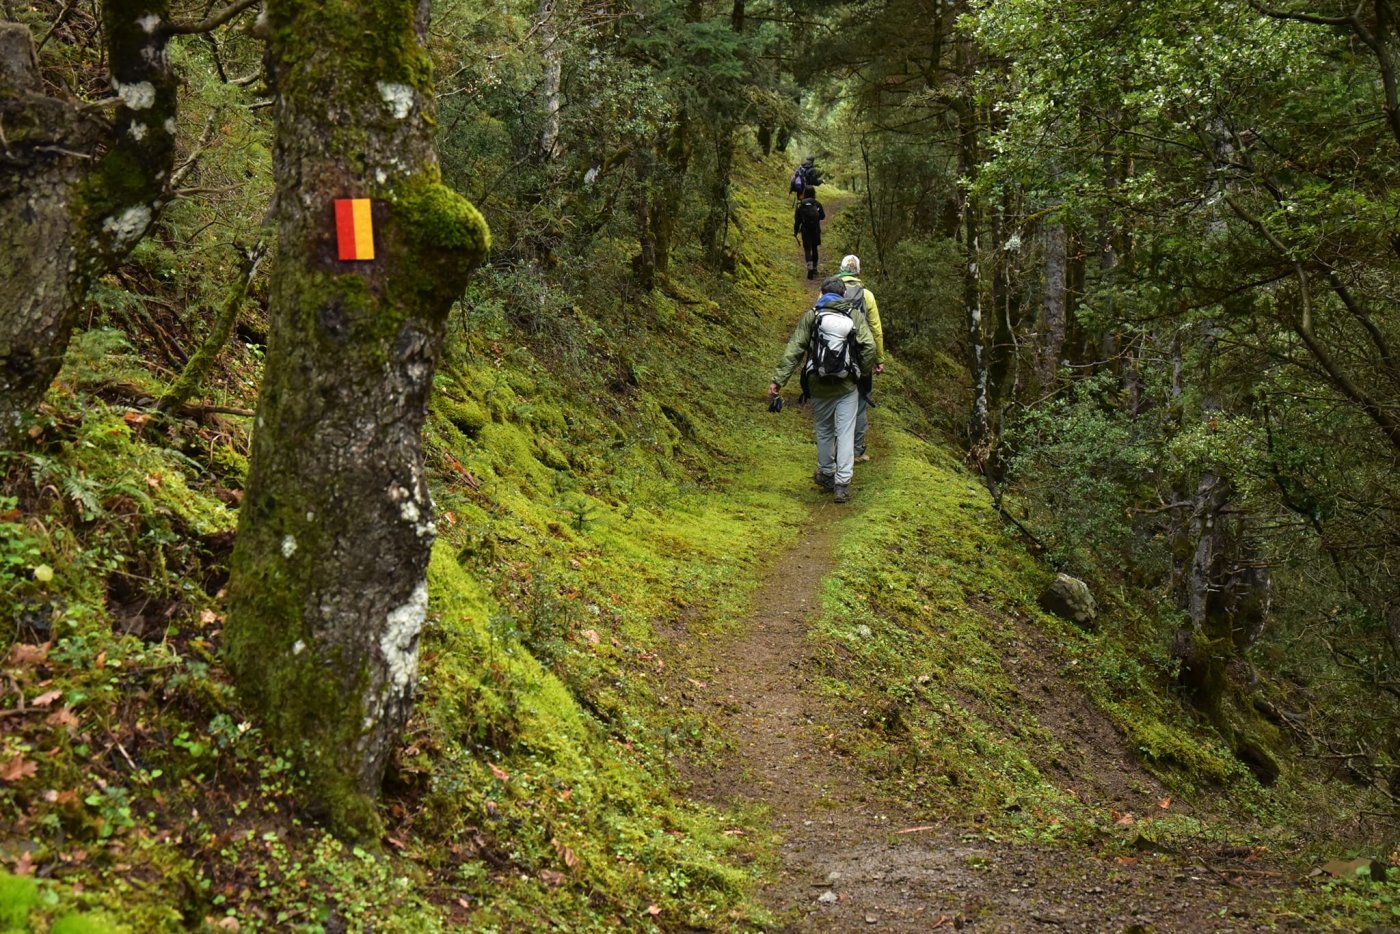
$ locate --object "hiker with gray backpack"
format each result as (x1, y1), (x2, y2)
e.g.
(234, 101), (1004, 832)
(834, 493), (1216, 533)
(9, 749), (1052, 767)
(835, 254), (886, 462)
(768, 276), (877, 503)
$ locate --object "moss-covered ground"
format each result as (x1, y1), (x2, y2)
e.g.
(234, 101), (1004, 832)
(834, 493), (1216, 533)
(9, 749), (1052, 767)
(2, 146), (1398, 932)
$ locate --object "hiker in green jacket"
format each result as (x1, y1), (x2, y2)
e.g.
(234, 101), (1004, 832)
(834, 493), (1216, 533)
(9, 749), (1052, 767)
(836, 254), (886, 462)
(768, 276), (877, 503)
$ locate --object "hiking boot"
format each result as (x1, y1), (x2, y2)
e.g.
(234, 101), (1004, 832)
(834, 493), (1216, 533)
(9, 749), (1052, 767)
(855, 452), (872, 463)
(833, 484), (850, 503)
(807, 266), (815, 280)
(812, 470), (835, 492)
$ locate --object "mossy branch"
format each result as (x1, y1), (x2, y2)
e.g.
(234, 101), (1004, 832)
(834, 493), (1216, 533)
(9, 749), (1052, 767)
(157, 238), (267, 413)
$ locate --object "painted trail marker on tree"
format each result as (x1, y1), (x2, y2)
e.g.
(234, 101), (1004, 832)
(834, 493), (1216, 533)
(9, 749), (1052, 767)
(335, 198), (375, 261)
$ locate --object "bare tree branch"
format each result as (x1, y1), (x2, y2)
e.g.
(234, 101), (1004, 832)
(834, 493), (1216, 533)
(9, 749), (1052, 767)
(165, 0), (259, 35)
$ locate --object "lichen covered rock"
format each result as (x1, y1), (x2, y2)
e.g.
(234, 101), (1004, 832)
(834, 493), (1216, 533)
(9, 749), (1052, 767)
(1039, 572), (1098, 628)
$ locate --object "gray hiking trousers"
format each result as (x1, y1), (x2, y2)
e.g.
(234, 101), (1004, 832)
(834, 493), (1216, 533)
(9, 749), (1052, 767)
(855, 393), (869, 456)
(811, 390), (859, 485)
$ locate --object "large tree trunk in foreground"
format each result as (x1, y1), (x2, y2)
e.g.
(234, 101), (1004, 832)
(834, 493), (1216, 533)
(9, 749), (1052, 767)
(225, 0), (489, 836)
(0, 7), (177, 436)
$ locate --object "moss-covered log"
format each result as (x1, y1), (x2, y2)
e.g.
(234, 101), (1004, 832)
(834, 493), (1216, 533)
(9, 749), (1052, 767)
(224, 0), (489, 836)
(0, 5), (178, 437)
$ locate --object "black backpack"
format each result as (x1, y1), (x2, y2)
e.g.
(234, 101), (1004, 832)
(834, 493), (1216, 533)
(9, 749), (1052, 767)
(796, 199), (822, 232)
(801, 164), (823, 187)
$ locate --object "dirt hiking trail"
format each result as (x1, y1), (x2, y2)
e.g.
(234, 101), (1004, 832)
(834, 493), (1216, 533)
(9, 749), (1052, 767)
(670, 189), (1304, 931)
(680, 497), (1303, 932)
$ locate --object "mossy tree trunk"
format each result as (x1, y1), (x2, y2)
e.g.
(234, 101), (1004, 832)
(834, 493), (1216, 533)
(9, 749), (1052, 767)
(225, 0), (489, 836)
(0, 6), (178, 437)
(1170, 323), (1278, 784)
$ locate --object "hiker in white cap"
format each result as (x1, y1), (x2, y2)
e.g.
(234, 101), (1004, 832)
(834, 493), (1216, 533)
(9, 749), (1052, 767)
(835, 255), (885, 462)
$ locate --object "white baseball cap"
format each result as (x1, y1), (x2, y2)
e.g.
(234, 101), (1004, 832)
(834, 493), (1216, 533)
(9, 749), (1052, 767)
(840, 255), (860, 273)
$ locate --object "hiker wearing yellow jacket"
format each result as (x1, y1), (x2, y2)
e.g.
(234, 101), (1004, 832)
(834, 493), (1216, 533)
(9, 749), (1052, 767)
(768, 277), (877, 504)
(837, 254), (885, 462)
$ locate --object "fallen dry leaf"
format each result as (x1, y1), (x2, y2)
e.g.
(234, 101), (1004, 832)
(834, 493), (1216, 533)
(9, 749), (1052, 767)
(1115, 856), (1138, 865)
(488, 763), (510, 782)
(31, 689), (61, 708)
(45, 708), (78, 731)
(579, 629), (601, 646)
(646, 905), (662, 916)
(8, 643), (48, 667)
(1158, 796), (1172, 810)
(540, 869), (565, 887)
(0, 756), (37, 783)
(552, 838), (579, 869)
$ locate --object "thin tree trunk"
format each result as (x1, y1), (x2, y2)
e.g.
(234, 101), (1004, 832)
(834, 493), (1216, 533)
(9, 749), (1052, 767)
(632, 148), (656, 290)
(539, 0), (561, 162)
(955, 38), (988, 449)
(652, 111), (689, 277)
(225, 0), (489, 837)
(702, 125), (735, 268)
(1039, 218), (1067, 391)
(158, 238), (266, 413)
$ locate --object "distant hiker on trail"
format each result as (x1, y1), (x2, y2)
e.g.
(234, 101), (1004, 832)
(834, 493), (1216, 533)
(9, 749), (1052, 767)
(788, 155), (823, 199)
(793, 187), (825, 280)
(768, 276), (876, 504)
(836, 254), (886, 462)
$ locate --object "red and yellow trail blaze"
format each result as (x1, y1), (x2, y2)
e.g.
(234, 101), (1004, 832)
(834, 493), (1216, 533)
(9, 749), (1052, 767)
(334, 198), (375, 261)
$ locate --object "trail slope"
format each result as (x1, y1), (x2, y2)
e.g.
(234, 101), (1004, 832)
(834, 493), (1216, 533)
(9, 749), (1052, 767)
(679, 174), (1303, 932)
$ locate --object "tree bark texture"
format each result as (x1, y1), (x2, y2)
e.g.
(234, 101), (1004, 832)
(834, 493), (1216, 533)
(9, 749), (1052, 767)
(955, 38), (989, 450)
(225, 0), (489, 836)
(0, 7), (177, 436)
(1038, 219), (1067, 392)
(538, 0), (561, 162)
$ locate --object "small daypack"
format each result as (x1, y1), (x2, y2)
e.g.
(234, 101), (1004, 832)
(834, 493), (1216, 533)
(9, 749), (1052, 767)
(801, 164), (823, 187)
(796, 199), (822, 232)
(842, 278), (867, 316)
(807, 301), (859, 381)
(789, 167), (805, 194)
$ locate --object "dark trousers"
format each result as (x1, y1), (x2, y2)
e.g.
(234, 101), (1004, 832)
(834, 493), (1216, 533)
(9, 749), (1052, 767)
(801, 229), (820, 270)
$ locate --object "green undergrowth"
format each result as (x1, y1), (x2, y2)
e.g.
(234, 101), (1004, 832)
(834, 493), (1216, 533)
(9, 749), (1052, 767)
(0, 147), (828, 930)
(800, 407), (1371, 861)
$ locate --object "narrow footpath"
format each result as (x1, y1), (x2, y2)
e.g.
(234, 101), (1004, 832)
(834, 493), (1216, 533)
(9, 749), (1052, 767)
(680, 504), (1301, 932)
(670, 181), (1306, 932)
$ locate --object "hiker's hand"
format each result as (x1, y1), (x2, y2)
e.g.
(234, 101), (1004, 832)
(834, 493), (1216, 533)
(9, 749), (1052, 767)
(874, 363), (885, 375)
(768, 383), (780, 399)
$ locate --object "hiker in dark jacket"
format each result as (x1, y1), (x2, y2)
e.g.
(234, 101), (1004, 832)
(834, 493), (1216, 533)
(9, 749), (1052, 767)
(769, 276), (876, 503)
(793, 187), (825, 280)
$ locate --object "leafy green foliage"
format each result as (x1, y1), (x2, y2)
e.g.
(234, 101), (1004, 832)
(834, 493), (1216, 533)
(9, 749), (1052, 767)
(1003, 376), (1162, 577)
